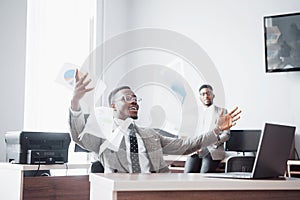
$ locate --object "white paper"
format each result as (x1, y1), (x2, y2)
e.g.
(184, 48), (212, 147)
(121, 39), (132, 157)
(55, 63), (82, 90)
(78, 111), (104, 139)
(79, 78), (109, 137)
(94, 79), (107, 104)
(94, 107), (114, 137)
(99, 118), (133, 154)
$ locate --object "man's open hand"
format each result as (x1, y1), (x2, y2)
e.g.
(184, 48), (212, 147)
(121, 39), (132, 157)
(217, 107), (241, 131)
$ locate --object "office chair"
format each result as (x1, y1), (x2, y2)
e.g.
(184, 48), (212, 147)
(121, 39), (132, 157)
(223, 129), (260, 173)
(225, 155), (255, 173)
(90, 160), (104, 173)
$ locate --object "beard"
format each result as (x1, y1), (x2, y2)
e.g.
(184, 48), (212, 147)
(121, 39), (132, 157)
(130, 115), (138, 120)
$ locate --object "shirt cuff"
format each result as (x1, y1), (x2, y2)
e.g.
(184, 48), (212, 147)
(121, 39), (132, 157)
(69, 107), (82, 117)
(213, 127), (221, 137)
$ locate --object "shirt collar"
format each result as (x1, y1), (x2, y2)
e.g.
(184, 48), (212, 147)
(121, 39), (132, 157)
(203, 104), (214, 111)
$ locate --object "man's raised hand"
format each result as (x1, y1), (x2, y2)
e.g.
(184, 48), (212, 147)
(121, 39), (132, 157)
(71, 69), (94, 111)
(217, 106), (241, 131)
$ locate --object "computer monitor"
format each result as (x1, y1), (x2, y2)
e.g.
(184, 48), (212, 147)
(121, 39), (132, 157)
(5, 131), (71, 164)
(225, 130), (261, 152)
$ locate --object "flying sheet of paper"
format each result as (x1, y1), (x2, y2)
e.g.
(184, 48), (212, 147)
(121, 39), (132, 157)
(81, 76), (107, 113)
(78, 111), (105, 139)
(94, 79), (106, 103)
(99, 118), (133, 154)
(78, 80), (112, 139)
(79, 108), (114, 139)
(94, 106), (114, 137)
(55, 63), (82, 90)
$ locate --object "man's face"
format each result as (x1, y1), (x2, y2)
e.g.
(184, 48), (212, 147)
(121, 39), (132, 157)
(199, 87), (214, 107)
(111, 88), (140, 120)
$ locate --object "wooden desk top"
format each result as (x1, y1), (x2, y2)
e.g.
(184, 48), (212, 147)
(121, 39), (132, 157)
(90, 173), (300, 191)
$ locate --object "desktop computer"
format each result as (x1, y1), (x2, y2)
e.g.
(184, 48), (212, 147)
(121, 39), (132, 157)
(5, 131), (71, 164)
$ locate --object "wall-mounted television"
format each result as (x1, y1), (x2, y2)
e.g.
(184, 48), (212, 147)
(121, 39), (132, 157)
(264, 12), (300, 73)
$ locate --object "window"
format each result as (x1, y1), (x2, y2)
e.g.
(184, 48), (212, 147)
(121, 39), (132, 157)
(24, 0), (97, 165)
(24, 0), (96, 132)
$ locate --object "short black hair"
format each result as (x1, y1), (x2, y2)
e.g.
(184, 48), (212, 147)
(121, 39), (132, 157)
(199, 84), (213, 92)
(108, 86), (131, 105)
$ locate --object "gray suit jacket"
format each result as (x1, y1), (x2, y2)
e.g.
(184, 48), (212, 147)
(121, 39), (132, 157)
(69, 109), (218, 173)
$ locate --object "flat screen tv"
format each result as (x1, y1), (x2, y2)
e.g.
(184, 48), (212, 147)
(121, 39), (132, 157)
(264, 12), (300, 73)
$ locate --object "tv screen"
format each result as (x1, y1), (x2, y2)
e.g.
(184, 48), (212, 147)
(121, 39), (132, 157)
(225, 130), (261, 152)
(264, 12), (300, 73)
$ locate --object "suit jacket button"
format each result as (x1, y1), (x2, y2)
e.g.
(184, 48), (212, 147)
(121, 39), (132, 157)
(114, 169), (118, 173)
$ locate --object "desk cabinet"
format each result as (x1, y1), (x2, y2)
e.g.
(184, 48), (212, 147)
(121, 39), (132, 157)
(23, 175), (89, 200)
(0, 163), (90, 200)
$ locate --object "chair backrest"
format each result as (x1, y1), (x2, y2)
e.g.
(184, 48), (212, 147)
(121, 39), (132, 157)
(91, 160), (104, 173)
(225, 156), (255, 173)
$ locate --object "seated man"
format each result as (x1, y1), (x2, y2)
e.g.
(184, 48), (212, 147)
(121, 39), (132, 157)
(69, 70), (241, 173)
(184, 84), (230, 173)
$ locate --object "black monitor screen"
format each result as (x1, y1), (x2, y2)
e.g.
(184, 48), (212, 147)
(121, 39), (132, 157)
(225, 130), (261, 152)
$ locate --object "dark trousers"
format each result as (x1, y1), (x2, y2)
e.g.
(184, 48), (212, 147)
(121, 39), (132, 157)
(184, 153), (221, 173)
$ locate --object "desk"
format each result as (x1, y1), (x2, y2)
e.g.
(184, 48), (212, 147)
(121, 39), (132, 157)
(89, 173), (300, 200)
(0, 163), (90, 200)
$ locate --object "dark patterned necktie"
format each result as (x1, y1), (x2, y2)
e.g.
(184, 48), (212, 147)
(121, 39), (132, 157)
(129, 124), (141, 173)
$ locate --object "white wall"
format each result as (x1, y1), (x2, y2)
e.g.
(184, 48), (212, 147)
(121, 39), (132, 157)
(0, 0), (27, 161)
(125, 0), (300, 126)
(101, 0), (300, 155)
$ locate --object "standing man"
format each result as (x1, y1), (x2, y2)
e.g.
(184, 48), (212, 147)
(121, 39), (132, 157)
(69, 70), (240, 173)
(184, 84), (230, 173)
